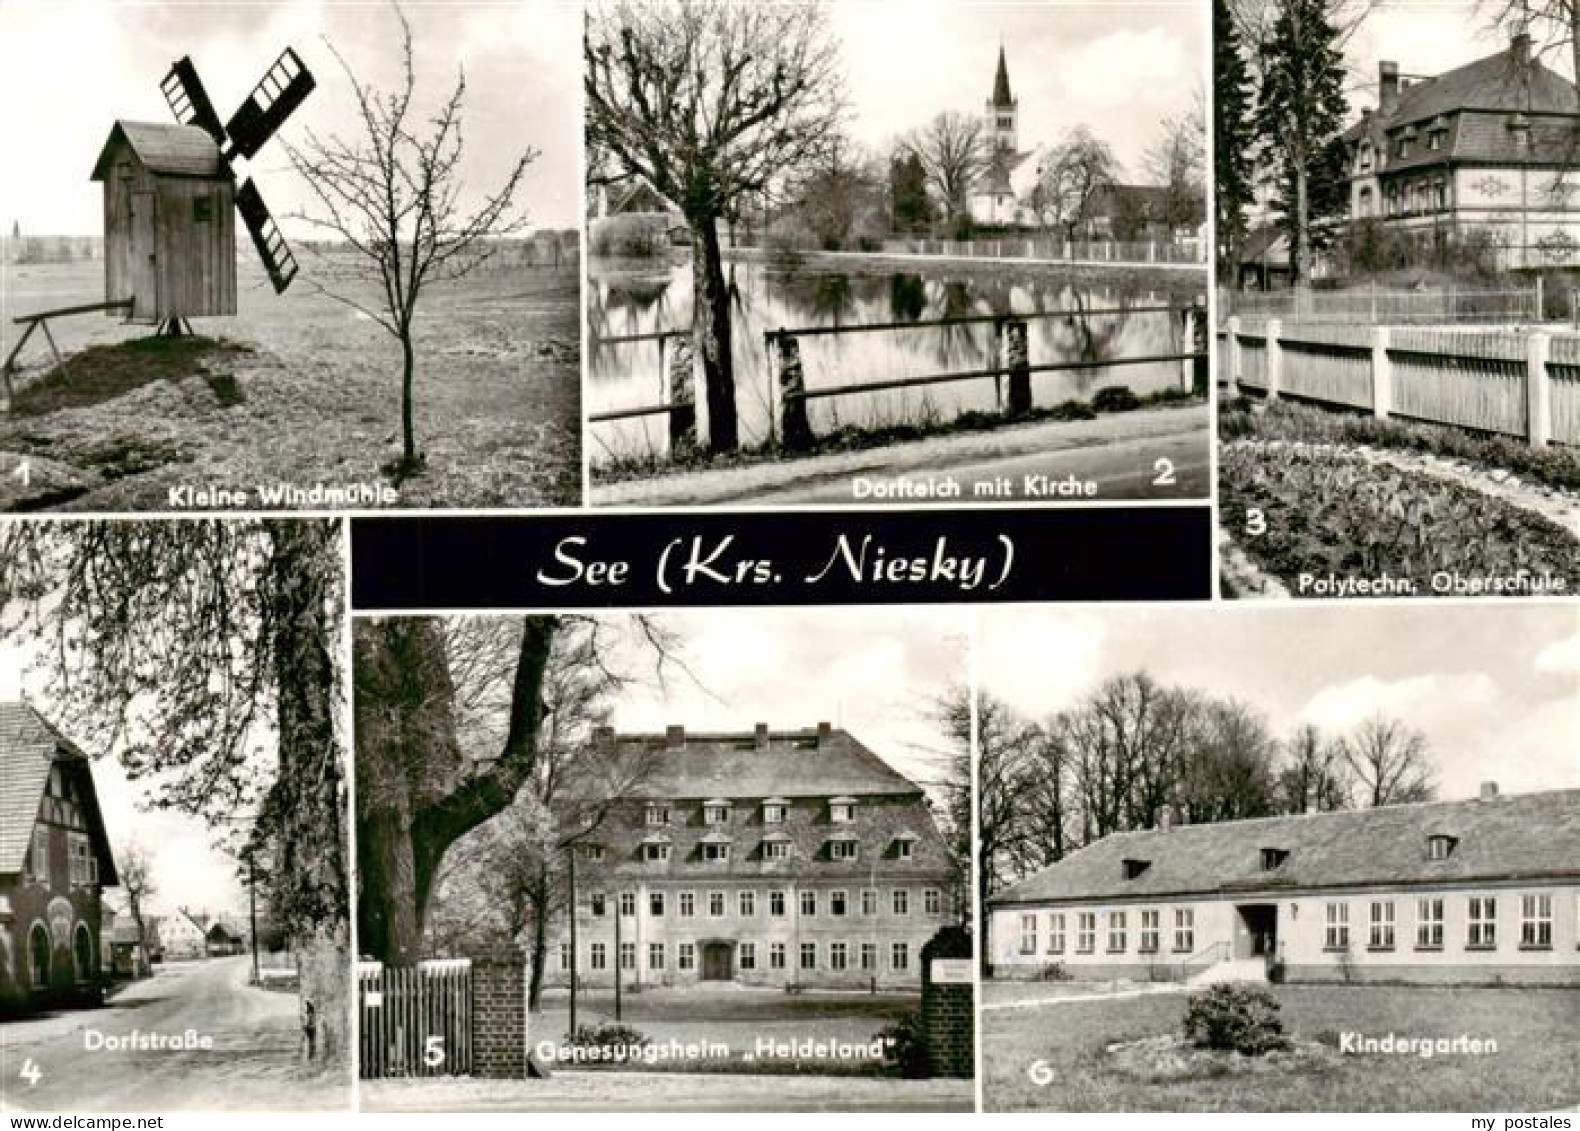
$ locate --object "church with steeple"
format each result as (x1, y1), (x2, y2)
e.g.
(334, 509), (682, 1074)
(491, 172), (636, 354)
(968, 45), (1041, 227)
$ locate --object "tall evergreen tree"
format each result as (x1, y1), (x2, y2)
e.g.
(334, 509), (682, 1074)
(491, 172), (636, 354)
(1214, 0), (1256, 285)
(1254, 0), (1349, 284)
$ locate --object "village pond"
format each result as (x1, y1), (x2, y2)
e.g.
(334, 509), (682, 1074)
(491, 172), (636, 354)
(586, 259), (1206, 471)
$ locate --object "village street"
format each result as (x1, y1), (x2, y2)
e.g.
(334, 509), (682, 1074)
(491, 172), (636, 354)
(0, 956), (349, 1112)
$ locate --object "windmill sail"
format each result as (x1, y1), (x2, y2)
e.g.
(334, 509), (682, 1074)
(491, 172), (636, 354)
(160, 56), (227, 145)
(224, 47), (316, 160)
(235, 179), (299, 294)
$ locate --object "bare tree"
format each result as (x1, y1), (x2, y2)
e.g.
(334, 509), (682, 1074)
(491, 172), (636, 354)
(1276, 722), (1352, 812)
(285, 3), (538, 480)
(1480, 1), (1580, 109)
(1144, 99), (1209, 235)
(1341, 715), (1436, 806)
(117, 843), (156, 978)
(904, 112), (993, 229)
(586, 0), (843, 454)
(1026, 126), (1120, 240)
(354, 614), (682, 966)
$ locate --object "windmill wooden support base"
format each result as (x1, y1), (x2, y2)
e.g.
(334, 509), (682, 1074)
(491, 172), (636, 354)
(3, 298), (134, 402)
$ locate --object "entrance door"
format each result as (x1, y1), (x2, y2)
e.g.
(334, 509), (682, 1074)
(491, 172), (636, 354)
(1236, 904), (1278, 960)
(130, 191), (159, 321)
(701, 941), (733, 981)
(29, 924), (51, 989)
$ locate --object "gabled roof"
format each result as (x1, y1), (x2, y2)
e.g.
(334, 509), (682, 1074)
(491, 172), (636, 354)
(991, 45), (1014, 108)
(91, 121), (225, 181)
(0, 702), (118, 884)
(991, 787), (1580, 907)
(1346, 42), (1580, 171)
(578, 726), (925, 801)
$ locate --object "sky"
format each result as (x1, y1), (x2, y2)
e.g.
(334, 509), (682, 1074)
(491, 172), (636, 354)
(830, 1), (1206, 178)
(598, 609), (970, 803)
(0, 0), (581, 237)
(1, 641), (258, 920)
(1340, 1), (1571, 113)
(979, 603), (1580, 802)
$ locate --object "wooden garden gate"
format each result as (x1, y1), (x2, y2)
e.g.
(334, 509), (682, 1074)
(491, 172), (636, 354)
(358, 958), (473, 1078)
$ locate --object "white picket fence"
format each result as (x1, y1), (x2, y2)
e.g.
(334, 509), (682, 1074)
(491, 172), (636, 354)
(1218, 316), (1580, 448)
(880, 237), (1204, 265)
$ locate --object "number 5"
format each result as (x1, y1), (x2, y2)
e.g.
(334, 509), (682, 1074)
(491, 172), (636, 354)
(424, 1035), (446, 1068)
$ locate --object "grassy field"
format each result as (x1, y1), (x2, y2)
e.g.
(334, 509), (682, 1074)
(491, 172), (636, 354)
(531, 986), (917, 1075)
(0, 257), (580, 510)
(983, 983), (1580, 1111)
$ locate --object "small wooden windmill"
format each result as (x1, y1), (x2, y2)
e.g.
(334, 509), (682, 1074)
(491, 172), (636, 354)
(89, 48), (316, 332)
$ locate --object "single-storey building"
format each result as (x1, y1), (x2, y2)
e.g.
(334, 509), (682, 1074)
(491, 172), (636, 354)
(988, 783), (1578, 986)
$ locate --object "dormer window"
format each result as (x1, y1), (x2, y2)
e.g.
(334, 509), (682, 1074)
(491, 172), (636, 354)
(1122, 858), (1151, 880)
(703, 800), (731, 826)
(642, 834), (671, 863)
(1427, 834), (1457, 861)
(829, 796), (857, 823)
(646, 803), (670, 827)
(701, 830), (731, 862)
(762, 836), (792, 861)
(1261, 847), (1289, 871)
(763, 798), (789, 825)
(894, 833), (917, 860)
(828, 836), (859, 861)
(578, 843), (605, 863)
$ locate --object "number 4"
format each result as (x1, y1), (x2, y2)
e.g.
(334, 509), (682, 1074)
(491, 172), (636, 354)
(20, 1057), (42, 1086)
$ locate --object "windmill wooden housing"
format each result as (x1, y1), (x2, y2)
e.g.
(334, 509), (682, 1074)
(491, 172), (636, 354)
(87, 49), (315, 331)
(92, 122), (237, 324)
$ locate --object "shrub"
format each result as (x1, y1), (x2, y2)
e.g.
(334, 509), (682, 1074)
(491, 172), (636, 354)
(587, 213), (668, 259)
(876, 1010), (930, 1079)
(1048, 399), (1098, 421)
(1037, 961), (1071, 982)
(1092, 385), (1142, 412)
(1182, 983), (1290, 1056)
(568, 1022), (651, 1052)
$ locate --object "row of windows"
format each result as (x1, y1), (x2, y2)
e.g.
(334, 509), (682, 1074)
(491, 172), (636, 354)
(589, 888), (942, 919)
(1020, 908), (1191, 956)
(1017, 894), (1560, 957)
(640, 798), (862, 829)
(1325, 894), (1554, 951)
(567, 939), (913, 974)
(626, 837), (914, 864)
(27, 829), (99, 888)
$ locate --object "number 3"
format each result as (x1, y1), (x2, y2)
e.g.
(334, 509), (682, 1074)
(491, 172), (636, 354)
(1245, 508), (1267, 537)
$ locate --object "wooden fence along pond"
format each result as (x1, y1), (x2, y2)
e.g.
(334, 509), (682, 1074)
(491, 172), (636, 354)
(590, 300), (1210, 458)
(1218, 317), (1580, 449)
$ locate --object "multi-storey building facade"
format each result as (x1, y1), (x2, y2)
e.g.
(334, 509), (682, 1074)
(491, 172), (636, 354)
(1342, 32), (1580, 267)
(988, 784), (1579, 986)
(0, 703), (119, 1014)
(547, 724), (956, 991)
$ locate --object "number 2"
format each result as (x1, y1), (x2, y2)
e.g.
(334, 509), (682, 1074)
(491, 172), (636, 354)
(1151, 457), (1176, 486)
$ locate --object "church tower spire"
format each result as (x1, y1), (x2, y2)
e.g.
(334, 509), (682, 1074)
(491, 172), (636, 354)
(985, 43), (1018, 153)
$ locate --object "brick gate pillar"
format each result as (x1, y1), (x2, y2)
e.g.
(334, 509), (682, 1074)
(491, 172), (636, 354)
(919, 926), (974, 1079)
(469, 948), (528, 1079)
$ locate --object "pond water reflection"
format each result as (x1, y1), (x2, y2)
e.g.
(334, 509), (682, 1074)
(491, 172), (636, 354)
(586, 259), (1204, 465)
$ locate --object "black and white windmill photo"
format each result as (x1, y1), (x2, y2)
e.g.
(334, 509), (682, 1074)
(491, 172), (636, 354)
(585, 0), (1210, 507)
(0, 1), (581, 512)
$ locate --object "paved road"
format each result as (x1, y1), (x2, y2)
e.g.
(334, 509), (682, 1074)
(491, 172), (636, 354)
(1, 956), (348, 1112)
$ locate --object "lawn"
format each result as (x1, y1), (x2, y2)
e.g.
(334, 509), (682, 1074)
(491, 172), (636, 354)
(0, 256), (581, 510)
(530, 986), (918, 1076)
(983, 983), (1580, 1111)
